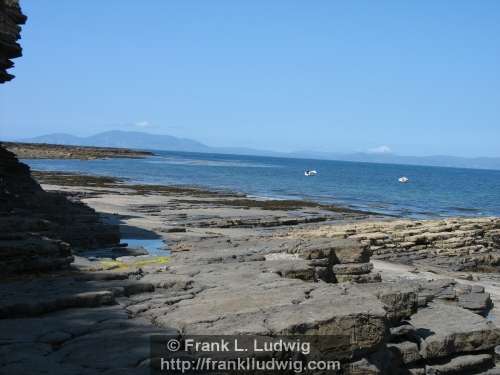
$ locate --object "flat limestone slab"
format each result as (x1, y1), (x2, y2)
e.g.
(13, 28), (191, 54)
(153, 269), (388, 360)
(409, 302), (500, 360)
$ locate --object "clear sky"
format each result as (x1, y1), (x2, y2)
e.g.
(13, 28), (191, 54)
(1, 0), (499, 157)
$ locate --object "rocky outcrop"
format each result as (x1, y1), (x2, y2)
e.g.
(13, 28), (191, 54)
(410, 303), (500, 360)
(0, 0), (26, 83)
(278, 238), (380, 284)
(285, 217), (500, 272)
(404, 302), (500, 374)
(0, 237), (73, 274)
(138, 241), (500, 374)
(346, 295), (500, 374)
(0, 143), (120, 273)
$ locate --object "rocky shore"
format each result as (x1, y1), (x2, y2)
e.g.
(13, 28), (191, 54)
(5, 0), (499, 373)
(2, 169), (500, 374)
(2, 141), (154, 160)
(284, 218), (500, 273)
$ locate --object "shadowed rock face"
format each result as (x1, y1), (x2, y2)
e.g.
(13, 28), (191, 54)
(0, 139), (121, 273)
(0, 146), (42, 210)
(0, 0), (26, 83)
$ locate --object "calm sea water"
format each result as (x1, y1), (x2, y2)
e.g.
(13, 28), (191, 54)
(24, 150), (500, 218)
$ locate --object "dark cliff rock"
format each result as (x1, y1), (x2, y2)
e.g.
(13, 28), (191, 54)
(0, 147), (121, 273)
(0, 0), (26, 83)
(0, 146), (42, 210)
(0, 1), (120, 273)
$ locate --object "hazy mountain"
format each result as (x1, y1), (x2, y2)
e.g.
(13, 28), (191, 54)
(20, 131), (500, 171)
(22, 130), (210, 153)
(21, 131), (282, 157)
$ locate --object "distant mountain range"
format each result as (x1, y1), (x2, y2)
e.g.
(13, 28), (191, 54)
(20, 131), (211, 153)
(19, 131), (282, 158)
(18, 130), (500, 171)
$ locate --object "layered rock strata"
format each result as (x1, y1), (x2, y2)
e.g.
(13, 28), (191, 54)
(262, 238), (381, 284)
(1, 230), (498, 374)
(131, 237), (500, 374)
(0, 145), (120, 273)
(0, 0), (26, 83)
(285, 217), (500, 272)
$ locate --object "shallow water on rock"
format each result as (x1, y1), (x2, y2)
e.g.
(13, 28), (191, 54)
(81, 239), (169, 259)
(121, 238), (170, 256)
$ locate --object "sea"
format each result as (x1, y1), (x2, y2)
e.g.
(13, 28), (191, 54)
(23, 150), (500, 219)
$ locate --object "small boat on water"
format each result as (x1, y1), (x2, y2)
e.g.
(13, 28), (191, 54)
(304, 170), (317, 176)
(398, 176), (409, 183)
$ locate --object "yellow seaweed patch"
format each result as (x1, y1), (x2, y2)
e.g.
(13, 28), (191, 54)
(99, 256), (170, 270)
(133, 256), (170, 268)
(99, 260), (127, 270)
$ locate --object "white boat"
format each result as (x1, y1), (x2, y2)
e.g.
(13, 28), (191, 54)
(304, 170), (317, 176)
(398, 176), (409, 183)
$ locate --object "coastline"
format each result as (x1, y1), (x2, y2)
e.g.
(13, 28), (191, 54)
(3, 160), (500, 373)
(22, 150), (500, 220)
(7, 141), (387, 217)
(4, 1), (500, 372)
(33, 168), (500, 277)
(32, 170), (379, 217)
(10, 142), (500, 219)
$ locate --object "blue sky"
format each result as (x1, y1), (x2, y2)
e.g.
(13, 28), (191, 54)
(1, 0), (499, 157)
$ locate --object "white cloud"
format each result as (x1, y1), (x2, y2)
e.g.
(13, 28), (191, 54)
(367, 145), (392, 154)
(134, 120), (152, 128)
